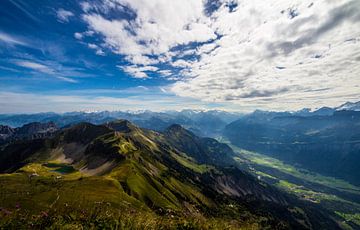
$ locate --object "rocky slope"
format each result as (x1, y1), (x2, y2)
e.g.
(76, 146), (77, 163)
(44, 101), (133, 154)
(0, 122), (58, 144)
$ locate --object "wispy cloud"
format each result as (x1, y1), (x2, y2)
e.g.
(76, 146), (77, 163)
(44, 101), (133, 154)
(13, 59), (78, 83)
(87, 43), (105, 56)
(118, 65), (159, 79)
(15, 60), (54, 74)
(0, 32), (28, 46)
(56, 8), (74, 23)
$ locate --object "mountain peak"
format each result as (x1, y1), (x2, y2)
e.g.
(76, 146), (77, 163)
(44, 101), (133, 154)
(336, 101), (360, 111)
(105, 119), (139, 133)
(16, 121), (57, 135)
(165, 124), (195, 137)
(166, 123), (184, 131)
(62, 122), (112, 144)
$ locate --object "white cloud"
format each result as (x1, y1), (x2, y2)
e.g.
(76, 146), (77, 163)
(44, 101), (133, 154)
(80, 0), (360, 110)
(13, 60), (78, 83)
(172, 59), (193, 68)
(15, 60), (54, 74)
(56, 9), (74, 23)
(0, 32), (28, 46)
(80, 2), (92, 12)
(87, 43), (105, 56)
(119, 65), (159, 79)
(87, 43), (98, 49)
(74, 32), (83, 40)
(95, 49), (105, 56)
(171, 0), (360, 110)
(158, 70), (172, 77)
(74, 31), (95, 40)
(56, 76), (78, 83)
(81, 0), (216, 74)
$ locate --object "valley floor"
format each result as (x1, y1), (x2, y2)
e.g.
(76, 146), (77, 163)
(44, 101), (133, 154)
(218, 138), (360, 230)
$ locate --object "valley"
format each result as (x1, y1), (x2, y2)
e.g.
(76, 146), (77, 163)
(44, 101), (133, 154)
(220, 140), (360, 229)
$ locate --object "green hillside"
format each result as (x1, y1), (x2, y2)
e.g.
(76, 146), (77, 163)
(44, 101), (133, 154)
(0, 121), (340, 229)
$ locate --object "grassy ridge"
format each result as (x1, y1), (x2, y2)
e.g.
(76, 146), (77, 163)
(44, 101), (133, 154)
(0, 167), (262, 229)
(0, 122), (343, 229)
(0, 131), (267, 229)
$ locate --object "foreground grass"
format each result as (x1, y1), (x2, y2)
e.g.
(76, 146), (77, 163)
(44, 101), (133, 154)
(0, 204), (260, 230)
(0, 169), (265, 230)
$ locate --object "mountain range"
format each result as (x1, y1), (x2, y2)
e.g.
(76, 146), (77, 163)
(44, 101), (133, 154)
(1, 101), (360, 228)
(0, 101), (358, 136)
(0, 120), (340, 229)
(0, 110), (242, 138)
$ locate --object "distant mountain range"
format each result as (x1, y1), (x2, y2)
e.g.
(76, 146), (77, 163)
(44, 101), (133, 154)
(0, 120), (339, 229)
(336, 101), (360, 111)
(0, 101), (359, 134)
(0, 110), (243, 138)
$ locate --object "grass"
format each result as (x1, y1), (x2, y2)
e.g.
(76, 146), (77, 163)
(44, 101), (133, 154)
(236, 148), (360, 195)
(0, 204), (262, 230)
(254, 170), (277, 180)
(335, 212), (360, 226)
(0, 131), (332, 229)
(170, 152), (213, 174)
(275, 179), (356, 205)
(0, 170), (263, 230)
(17, 163), (83, 180)
(108, 158), (213, 212)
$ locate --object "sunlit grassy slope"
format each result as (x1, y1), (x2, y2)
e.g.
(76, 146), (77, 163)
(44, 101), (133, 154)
(0, 122), (289, 229)
(0, 160), (262, 229)
(0, 172), (261, 229)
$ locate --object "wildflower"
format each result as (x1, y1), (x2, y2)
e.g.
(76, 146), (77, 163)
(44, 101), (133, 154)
(15, 203), (21, 209)
(41, 211), (49, 218)
(2, 208), (12, 216)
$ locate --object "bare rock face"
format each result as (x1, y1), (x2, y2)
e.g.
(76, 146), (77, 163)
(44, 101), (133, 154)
(0, 125), (15, 141)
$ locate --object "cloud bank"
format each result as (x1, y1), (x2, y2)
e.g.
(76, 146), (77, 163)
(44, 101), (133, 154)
(77, 0), (360, 110)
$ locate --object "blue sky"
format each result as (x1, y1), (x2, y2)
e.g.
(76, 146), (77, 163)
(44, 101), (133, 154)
(0, 0), (359, 113)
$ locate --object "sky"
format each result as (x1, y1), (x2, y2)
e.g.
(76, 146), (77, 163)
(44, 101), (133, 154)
(0, 0), (359, 113)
